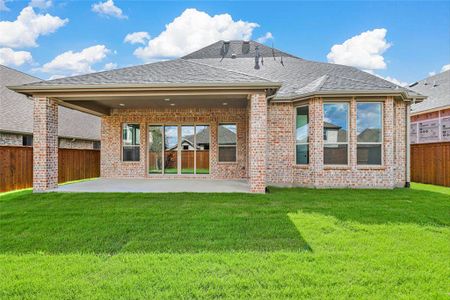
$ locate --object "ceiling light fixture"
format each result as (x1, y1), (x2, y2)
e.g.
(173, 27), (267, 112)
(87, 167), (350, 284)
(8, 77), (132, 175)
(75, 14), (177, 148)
(164, 98), (170, 101)
(170, 103), (175, 106)
(222, 102), (228, 106)
(119, 103), (125, 107)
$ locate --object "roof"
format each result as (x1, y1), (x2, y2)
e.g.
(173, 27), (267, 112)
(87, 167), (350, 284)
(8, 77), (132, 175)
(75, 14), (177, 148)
(0, 65), (100, 140)
(357, 128), (381, 143)
(10, 40), (423, 101)
(410, 70), (450, 114)
(182, 40), (297, 59)
(19, 58), (275, 87)
(184, 126), (236, 145)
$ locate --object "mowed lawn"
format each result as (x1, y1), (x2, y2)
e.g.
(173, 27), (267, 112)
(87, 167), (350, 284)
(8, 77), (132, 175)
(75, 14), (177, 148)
(0, 185), (449, 299)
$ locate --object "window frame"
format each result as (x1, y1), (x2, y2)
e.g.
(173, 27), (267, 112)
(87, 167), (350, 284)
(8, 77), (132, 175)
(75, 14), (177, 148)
(121, 123), (141, 162)
(323, 101), (350, 166)
(356, 101), (384, 166)
(295, 104), (309, 165)
(218, 123), (238, 163)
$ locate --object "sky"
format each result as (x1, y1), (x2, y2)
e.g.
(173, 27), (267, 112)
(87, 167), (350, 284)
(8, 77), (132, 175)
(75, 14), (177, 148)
(1, 0), (449, 85)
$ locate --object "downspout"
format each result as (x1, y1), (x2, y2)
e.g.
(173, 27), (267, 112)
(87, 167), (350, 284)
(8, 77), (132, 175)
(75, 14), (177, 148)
(405, 99), (414, 188)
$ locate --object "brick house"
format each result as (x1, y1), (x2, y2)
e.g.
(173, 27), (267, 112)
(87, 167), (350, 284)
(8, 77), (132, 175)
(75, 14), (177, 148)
(1, 65), (100, 149)
(9, 41), (425, 193)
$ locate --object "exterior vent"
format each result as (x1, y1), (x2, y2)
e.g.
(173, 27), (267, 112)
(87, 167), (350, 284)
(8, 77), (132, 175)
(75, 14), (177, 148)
(231, 53), (237, 59)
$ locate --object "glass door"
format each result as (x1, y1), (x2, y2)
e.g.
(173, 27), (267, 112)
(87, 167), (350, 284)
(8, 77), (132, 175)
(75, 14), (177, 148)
(164, 126), (178, 174)
(181, 125), (195, 174)
(148, 125), (163, 174)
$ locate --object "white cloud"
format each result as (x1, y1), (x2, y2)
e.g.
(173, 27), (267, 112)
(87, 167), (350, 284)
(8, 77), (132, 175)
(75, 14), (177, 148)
(383, 76), (408, 87)
(327, 28), (391, 70)
(92, 0), (127, 19)
(0, 48), (33, 66)
(428, 71), (436, 76)
(124, 31), (150, 45)
(29, 0), (52, 9)
(48, 74), (65, 80)
(257, 32), (273, 43)
(134, 8), (259, 61)
(441, 64), (450, 72)
(0, 0), (10, 11)
(39, 45), (110, 75)
(103, 62), (117, 70)
(0, 6), (68, 48)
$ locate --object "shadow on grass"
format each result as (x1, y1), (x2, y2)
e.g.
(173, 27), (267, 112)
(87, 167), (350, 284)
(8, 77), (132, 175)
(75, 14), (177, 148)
(0, 192), (310, 254)
(0, 186), (448, 255)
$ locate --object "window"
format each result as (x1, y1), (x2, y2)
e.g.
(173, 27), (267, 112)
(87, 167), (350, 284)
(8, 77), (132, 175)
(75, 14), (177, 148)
(323, 103), (349, 165)
(122, 124), (140, 161)
(93, 141), (101, 150)
(218, 123), (237, 162)
(296, 106), (309, 164)
(357, 102), (382, 165)
(22, 135), (33, 146)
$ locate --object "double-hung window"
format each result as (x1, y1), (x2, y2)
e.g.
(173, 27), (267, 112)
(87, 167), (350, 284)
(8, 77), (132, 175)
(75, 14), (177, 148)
(218, 123), (237, 162)
(357, 102), (383, 165)
(122, 123), (140, 161)
(296, 106), (309, 164)
(323, 103), (349, 165)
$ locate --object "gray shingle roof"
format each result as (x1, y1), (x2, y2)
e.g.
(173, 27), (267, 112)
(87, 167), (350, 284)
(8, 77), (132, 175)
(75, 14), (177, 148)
(410, 70), (450, 113)
(0, 65), (100, 140)
(182, 40), (297, 59)
(20, 59), (274, 87)
(12, 40), (422, 101)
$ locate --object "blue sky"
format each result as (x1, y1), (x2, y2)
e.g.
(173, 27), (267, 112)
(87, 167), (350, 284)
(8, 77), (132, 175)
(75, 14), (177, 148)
(1, 0), (449, 84)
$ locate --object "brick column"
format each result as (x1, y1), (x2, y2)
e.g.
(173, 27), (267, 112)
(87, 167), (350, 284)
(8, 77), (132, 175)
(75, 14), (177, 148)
(33, 96), (58, 192)
(248, 93), (267, 193)
(309, 97), (323, 186)
(384, 96), (395, 186)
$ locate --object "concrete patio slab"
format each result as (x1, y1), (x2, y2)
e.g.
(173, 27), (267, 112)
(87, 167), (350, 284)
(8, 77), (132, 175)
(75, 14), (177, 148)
(53, 178), (251, 193)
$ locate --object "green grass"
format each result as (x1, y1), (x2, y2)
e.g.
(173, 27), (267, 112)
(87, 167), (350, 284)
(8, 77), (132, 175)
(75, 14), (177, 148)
(0, 186), (449, 299)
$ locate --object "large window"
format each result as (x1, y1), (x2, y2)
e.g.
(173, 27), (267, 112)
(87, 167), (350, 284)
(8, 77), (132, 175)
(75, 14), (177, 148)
(323, 103), (349, 165)
(296, 106), (309, 164)
(357, 102), (382, 165)
(122, 124), (140, 161)
(218, 123), (237, 162)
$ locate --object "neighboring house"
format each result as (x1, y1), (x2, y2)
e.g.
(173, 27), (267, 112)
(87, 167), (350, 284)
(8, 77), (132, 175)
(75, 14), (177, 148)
(0, 65), (101, 149)
(10, 40), (425, 193)
(409, 70), (450, 144)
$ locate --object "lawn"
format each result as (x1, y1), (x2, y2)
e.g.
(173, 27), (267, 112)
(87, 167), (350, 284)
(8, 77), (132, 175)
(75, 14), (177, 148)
(0, 186), (449, 299)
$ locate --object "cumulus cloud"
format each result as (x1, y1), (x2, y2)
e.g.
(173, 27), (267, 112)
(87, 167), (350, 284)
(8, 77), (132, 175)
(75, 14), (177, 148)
(442, 64), (450, 72)
(383, 76), (408, 87)
(256, 32), (273, 43)
(92, 0), (127, 19)
(29, 0), (52, 9)
(134, 8), (259, 61)
(103, 62), (117, 70)
(428, 71), (436, 76)
(39, 45), (110, 76)
(124, 31), (150, 45)
(0, 6), (68, 48)
(0, 48), (33, 66)
(327, 28), (391, 70)
(0, 0), (10, 11)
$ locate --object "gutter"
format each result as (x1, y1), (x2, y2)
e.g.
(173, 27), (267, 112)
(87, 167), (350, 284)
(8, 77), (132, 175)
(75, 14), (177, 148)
(272, 90), (427, 102)
(405, 99), (412, 188)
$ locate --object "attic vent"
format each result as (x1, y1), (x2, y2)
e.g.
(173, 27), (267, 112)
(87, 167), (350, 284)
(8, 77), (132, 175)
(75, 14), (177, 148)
(409, 82), (418, 87)
(433, 81), (439, 87)
(242, 40), (250, 55)
(231, 53), (237, 59)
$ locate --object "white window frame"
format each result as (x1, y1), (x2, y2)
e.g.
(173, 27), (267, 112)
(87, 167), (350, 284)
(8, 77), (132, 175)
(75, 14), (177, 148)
(323, 102), (350, 166)
(356, 101), (384, 166)
(218, 123), (237, 163)
(295, 105), (309, 165)
(122, 123), (140, 162)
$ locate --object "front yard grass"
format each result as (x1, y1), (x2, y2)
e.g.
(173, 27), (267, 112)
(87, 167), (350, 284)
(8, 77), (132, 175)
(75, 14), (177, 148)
(0, 186), (449, 299)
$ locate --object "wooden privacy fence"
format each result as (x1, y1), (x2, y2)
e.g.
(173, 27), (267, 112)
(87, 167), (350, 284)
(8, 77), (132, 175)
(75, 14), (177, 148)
(411, 142), (450, 187)
(0, 146), (100, 193)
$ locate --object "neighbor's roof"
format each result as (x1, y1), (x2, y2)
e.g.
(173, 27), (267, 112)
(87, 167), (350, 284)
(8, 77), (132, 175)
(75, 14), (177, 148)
(410, 70), (450, 114)
(10, 41), (424, 101)
(0, 65), (100, 140)
(17, 58), (277, 88)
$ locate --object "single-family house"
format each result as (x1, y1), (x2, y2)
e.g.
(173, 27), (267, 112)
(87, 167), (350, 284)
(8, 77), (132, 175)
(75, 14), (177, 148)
(9, 40), (425, 193)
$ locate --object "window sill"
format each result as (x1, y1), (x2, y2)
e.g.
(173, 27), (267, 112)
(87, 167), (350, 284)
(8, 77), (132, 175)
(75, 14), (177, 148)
(217, 161), (238, 165)
(293, 164), (309, 169)
(323, 165), (351, 170)
(357, 165), (386, 170)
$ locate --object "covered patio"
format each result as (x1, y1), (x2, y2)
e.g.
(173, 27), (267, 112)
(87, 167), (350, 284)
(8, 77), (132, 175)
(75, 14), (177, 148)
(54, 178), (251, 193)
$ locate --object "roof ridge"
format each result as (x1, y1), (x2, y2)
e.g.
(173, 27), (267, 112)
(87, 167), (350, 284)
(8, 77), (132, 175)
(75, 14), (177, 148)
(324, 73), (399, 90)
(184, 58), (276, 83)
(0, 64), (42, 81)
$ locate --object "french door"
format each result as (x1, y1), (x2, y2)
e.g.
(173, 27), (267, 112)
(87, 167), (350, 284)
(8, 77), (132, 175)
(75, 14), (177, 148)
(148, 125), (210, 175)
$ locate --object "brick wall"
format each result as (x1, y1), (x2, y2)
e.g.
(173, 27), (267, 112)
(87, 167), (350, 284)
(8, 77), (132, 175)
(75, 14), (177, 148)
(58, 138), (95, 149)
(267, 97), (408, 188)
(101, 107), (248, 179)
